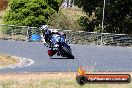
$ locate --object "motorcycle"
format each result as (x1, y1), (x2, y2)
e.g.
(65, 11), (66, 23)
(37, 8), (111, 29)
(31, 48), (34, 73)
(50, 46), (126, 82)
(46, 34), (74, 59)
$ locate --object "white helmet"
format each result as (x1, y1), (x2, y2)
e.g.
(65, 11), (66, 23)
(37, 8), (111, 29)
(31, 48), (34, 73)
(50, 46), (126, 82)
(41, 25), (48, 30)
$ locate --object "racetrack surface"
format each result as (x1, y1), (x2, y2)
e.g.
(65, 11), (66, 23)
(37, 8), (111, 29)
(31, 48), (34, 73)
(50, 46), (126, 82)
(0, 40), (132, 73)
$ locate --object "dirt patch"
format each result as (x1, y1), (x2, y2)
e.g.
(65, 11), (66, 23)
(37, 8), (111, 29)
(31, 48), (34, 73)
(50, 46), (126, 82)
(0, 54), (20, 67)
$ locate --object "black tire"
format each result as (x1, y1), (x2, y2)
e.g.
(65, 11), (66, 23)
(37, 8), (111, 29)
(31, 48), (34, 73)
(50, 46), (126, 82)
(61, 46), (74, 59)
(76, 76), (87, 85)
(67, 55), (75, 59)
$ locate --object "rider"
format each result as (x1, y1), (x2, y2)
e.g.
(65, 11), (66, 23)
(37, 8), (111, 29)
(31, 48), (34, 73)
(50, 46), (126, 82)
(40, 25), (66, 47)
(40, 25), (66, 56)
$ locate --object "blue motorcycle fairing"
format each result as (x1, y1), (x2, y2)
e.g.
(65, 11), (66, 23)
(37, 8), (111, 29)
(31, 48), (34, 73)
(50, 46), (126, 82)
(50, 34), (71, 50)
(51, 34), (65, 44)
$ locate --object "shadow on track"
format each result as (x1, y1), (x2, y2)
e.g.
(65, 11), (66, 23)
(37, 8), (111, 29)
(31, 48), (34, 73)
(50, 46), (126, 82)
(50, 57), (75, 59)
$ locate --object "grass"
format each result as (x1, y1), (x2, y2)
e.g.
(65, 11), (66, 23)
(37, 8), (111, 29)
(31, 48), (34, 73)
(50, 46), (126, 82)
(0, 10), (5, 24)
(0, 54), (19, 67)
(0, 34), (26, 41)
(0, 72), (132, 88)
(0, 10), (5, 38)
(61, 7), (86, 22)
(58, 7), (87, 31)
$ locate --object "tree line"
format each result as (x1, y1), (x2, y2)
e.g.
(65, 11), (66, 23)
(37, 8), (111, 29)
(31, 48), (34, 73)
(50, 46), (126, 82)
(3, 0), (132, 34)
(74, 0), (132, 34)
(3, 0), (62, 27)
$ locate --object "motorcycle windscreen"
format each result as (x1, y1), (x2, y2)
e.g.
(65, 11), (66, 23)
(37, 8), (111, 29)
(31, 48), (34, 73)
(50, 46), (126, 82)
(51, 34), (65, 44)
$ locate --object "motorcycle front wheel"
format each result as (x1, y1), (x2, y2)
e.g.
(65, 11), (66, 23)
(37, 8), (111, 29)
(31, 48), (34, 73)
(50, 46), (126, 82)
(61, 46), (74, 59)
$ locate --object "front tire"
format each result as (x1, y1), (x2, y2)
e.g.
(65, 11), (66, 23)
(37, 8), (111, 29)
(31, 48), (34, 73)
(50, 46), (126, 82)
(61, 46), (74, 59)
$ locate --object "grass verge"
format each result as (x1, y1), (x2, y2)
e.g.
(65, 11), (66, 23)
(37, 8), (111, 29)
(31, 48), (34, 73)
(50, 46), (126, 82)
(0, 72), (132, 88)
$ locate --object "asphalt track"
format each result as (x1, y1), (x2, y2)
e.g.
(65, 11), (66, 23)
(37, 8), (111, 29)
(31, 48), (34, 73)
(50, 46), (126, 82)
(0, 40), (132, 73)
